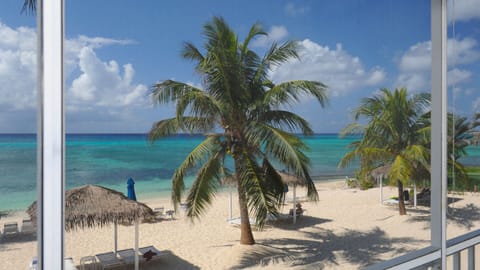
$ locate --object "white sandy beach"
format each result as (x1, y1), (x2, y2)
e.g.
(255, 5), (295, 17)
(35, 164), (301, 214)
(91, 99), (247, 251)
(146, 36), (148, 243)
(1, 180), (480, 269)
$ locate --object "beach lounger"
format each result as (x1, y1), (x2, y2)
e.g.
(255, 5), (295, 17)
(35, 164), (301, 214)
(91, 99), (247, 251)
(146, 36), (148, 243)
(21, 219), (36, 235)
(79, 256), (99, 270)
(139, 245), (164, 262)
(29, 256), (79, 270)
(65, 257), (79, 270)
(3, 222), (19, 238)
(117, 248), (138, 265)
(96, 251), (125, 269)
(152, 207), (164, 218)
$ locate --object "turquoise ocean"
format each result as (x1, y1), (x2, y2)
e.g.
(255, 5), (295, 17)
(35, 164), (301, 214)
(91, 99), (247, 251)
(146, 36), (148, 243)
(1, 133), (480, 212)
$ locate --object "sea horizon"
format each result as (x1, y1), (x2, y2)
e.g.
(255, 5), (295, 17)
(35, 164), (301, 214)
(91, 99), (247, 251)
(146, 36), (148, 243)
(2, 133), (480, 212)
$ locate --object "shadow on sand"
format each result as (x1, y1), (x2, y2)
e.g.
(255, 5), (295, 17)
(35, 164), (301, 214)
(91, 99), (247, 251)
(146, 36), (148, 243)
(231, 226), (427, 269)
(408, 203), (480, 230)
(80, 250), (200, 270)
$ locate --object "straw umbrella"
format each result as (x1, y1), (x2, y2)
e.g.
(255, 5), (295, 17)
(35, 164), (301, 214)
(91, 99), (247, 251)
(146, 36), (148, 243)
(222, 171), (307, 224)
(27, 185), (155, 255)
(277, 171), (308, 224)
(370, 165), (390, 205)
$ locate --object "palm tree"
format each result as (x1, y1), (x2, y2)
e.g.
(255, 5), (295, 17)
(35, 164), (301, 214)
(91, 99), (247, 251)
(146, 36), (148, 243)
(339, 88), (430, 215)
(21, 0), (35, 14)
(149, 17), (328, 244)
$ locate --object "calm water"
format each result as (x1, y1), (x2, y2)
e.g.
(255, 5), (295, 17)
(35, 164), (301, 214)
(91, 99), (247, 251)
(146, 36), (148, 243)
(1, 133), (479, 211)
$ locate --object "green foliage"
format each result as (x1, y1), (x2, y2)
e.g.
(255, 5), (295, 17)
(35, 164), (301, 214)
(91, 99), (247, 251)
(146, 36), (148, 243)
(359, 177), (375, 190)
(149, 17), (328, 234)
(339, 88), (430, 188)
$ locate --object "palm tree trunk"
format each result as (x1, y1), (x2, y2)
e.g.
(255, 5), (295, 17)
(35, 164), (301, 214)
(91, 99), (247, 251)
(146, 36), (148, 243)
(234, 156), (255, 245)
(397, 180), (407, 215)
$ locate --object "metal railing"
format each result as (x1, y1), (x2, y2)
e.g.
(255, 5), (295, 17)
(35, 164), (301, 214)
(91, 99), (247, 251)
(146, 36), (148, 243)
(365, 229), (480, 270)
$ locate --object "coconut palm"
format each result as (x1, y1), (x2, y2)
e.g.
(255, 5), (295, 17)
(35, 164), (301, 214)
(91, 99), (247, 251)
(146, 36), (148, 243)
(149, 17), (327, 244)
(21, 0), (35, 14)
(339, 88), (430, 215)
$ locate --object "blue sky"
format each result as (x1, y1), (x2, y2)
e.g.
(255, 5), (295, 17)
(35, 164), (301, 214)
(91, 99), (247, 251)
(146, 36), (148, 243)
(0, 0), (479, 133)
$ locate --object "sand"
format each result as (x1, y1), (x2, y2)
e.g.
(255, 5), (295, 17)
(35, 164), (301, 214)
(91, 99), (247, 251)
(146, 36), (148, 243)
(1, 180), (480, 269)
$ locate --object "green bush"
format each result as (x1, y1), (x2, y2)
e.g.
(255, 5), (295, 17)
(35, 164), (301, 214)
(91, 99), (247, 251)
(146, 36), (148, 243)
(360, 177), (375, 190)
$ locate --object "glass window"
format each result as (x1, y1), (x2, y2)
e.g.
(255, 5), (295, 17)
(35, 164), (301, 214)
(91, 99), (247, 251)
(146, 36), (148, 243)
(0, 1), (38, 269)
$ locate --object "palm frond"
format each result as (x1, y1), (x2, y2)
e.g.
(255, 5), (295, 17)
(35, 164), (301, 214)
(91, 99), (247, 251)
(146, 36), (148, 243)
(185, 151), (223, 219)
(151, 80), (203, 105)
(256, 110), (314, 135)
(265, 80), (328, 108)
(148, 117), (215, 141)
(171, 135), (223, 209)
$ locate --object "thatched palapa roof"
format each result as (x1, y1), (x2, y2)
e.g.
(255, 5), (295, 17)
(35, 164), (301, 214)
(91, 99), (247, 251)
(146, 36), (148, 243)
(221, 171), (307, 187)
(27, 185), (154, 231)
(370, 165), (391, 179)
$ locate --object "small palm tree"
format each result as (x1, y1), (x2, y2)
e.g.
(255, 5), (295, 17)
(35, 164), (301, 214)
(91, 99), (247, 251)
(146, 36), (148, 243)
(149, 17), (328, 244)
(339, 88), (430, 215)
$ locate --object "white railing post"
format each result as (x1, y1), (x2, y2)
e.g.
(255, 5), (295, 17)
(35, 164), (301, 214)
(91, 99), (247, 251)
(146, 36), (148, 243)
(453, 252), (460, 270)
(37, 0), (65, 269)
(430, 0), (448, 269)
(468, 246), (475, 270)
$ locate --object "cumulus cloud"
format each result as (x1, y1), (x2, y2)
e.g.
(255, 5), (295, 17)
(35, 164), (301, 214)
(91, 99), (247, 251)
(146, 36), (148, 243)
(448, 0), (480, 23)
(0, 21), (147, 132)
(284, 3), (310, 17)
(69, 47), (147, 107)
(396, 37), (480, 91)
(269, 39), (386, 97)
(252, 25), (288, 48)
(0, 22), (37, 110)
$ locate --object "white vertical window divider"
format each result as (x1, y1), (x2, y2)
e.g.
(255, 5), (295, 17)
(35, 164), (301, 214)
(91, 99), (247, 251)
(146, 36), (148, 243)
(37, 0), (65, 269)
(430, 0), (448, 269)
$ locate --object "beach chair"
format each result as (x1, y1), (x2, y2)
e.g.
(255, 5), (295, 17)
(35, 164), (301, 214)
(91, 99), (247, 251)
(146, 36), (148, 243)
(80, 255), (99, 270)
(3, 222), (19, 238)
(139, 245), (164, 262)
(65, 257), (79, 270)
(117, 248), (137, 265)
(21, 219), (36, 235)
(96, 251), (125, 269)
(29, 256), (38, 270)
(152, 207), (164, 218)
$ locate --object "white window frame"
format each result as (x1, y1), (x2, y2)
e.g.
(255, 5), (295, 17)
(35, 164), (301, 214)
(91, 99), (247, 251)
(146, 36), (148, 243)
(35, 0), (448, 269)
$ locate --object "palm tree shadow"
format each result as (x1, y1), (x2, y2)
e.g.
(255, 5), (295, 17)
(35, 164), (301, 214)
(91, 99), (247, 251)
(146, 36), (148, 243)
(272, 216), (332, 230)
(408, 203), (480, 230)
(241, 226), (428, 269)
(447, 203), (480, 230)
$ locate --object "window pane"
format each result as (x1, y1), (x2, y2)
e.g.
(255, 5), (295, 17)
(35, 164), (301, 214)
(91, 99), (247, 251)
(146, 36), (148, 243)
(446, 0), (480, 241)
(64, 1), (436, 269)
(0, 1), (38, 269)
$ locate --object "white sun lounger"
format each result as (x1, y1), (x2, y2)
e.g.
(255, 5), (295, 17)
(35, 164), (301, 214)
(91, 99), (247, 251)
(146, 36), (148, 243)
(117, 248), (137, 265)
(29, 257), (79, 270)
(96, 251), (125, 269)
(21, 219), (36, 235)
(139, 245), (164, 262)
(3, 222), (19, 238)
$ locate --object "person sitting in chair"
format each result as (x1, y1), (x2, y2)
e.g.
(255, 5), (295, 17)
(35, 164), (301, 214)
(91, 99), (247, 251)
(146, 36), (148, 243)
(289, 203), (304, 216)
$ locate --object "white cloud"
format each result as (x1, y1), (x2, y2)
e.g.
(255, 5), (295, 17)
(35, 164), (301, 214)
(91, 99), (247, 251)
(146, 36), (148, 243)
(269, 39), (386, 97)
(252, 25), (288, 48)
(448, 0), (480, 23)
(396, 37), (480, 91)
(0, 22), (36, 110)
(69, 47), (147, 107)
(0, 21), (147, 132)
(284, 3), (310, 17)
